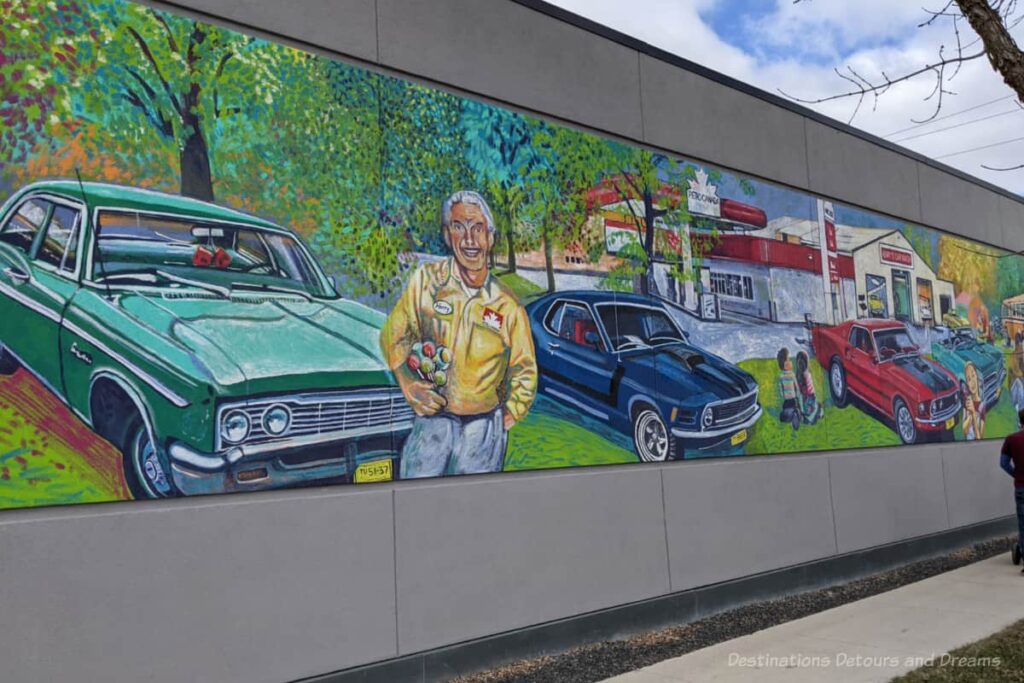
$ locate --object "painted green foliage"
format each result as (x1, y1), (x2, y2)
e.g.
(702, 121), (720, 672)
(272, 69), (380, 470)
(3, 0), (1024, 511)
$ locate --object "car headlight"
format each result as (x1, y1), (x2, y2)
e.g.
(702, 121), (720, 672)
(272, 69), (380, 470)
(262, 404), (291, 436)
(221, 409), (251, 444)
(701, 406), (714, 429)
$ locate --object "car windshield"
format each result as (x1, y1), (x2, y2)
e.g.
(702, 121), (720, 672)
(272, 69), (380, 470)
(951, 327), (977, 346)
(873, 328), (918, 359)
(92, 210), (335, 298)
(597, 304), (685, 351)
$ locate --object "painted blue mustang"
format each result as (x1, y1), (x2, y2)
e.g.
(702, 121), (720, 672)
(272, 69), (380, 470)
(526, 292), (762, 461)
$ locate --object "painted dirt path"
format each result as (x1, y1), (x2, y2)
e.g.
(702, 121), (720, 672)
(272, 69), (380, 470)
(0, 370), (130, 509)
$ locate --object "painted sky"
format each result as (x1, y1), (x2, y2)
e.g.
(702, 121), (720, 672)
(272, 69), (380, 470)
(548, 0), (1024, 196)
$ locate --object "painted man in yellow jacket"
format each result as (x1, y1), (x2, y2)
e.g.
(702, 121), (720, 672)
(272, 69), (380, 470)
(381, 191), (538, 478)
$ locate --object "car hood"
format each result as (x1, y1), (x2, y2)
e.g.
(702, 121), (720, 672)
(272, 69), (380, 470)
(889, 355), (957, 395)
(626, 343), (756, 401)
(118, 291), (393, 396)
(951, 343), (1003, 375)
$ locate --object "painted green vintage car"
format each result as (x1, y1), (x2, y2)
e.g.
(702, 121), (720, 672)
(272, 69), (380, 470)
(931, 319), (1006, 410)
(0, 181), (411, 498)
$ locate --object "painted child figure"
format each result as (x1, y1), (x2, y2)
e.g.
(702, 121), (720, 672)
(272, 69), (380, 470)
(777, 347), (801, 432)
(795, 350), (824, 425)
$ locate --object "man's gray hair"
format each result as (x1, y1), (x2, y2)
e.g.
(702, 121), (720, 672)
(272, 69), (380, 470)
(442, 190), (496, 233)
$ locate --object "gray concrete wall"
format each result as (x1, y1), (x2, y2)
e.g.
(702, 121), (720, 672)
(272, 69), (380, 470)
(2, 1), (1022, 682)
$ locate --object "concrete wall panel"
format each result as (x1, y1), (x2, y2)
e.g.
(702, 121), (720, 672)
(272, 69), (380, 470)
(376, 0), (644, 140)
(163, 0), (379, 62)
(393, 468), (670, 654)
(662, 456), (837, 592)
(0, 489), (397, 683)
(640, 56), (809, 189)
(943, 440), (1017, 528)
(918, 163), (1004, 248)
(829, 447), (949, 553)
(998, 194), (1024, 255)
(805, 120), (923, 224)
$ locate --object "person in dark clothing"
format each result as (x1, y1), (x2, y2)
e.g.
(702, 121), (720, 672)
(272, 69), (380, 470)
(999, 407), (1024, 571)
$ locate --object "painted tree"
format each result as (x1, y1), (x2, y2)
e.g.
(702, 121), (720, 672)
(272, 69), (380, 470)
(460, 101), (544, 273)
(591, 142), (692, 296)
(380, 78), (472, 258)
(0, 0), (89, 168)
(524, 120), (608, 292)
(80, 2), (287, 200)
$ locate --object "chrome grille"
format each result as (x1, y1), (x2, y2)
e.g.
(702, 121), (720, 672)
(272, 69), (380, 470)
(932, 393), (958, 413)
(219, 388), (415, 450)
(982, 368), (1004, 400)
(711, 391), (758, 425)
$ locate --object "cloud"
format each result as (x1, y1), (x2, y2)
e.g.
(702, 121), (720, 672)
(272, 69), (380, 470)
(546, 0), (1024, 196)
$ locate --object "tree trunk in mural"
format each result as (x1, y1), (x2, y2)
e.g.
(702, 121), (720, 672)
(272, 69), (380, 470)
(543, 229), (555, 293)
(505, 209), (517, 273)
(180, 125), (214, 201)
(636, 189), (665, 297)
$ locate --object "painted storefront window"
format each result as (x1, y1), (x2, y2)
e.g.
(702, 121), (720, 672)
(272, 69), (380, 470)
(1, 0), (1023, 509)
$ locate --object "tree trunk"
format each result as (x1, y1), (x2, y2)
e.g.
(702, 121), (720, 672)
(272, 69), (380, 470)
(180, 124), (214, 201)
(956, 0), (1024, 103)
(638, 190), (656, 296)
(543, 228), (555, 293)
(505, 210), (517, 274)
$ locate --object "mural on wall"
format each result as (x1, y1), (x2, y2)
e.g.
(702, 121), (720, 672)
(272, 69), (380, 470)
(1, 0), (1023, 509)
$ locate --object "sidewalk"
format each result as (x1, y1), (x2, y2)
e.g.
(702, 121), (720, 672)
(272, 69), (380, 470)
(604, 555), (1024, 683)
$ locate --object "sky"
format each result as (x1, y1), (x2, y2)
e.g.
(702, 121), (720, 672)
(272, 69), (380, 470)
(546, 0), (1024, 196)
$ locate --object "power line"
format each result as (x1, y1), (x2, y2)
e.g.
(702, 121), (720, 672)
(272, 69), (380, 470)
(881, 95), (1013, 138)
(933, 134), (1024, 160)
(890, 107), (1024, 144)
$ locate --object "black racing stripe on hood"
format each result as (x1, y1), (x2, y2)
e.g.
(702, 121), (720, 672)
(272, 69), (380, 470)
(894, 356), (955, 392)
(656, 346), (750, 396)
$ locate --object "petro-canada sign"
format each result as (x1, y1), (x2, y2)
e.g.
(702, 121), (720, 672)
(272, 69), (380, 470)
(687, 168), (721, 218)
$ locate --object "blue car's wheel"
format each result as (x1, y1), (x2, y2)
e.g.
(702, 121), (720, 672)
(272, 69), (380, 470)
(632, 406), (678, 462)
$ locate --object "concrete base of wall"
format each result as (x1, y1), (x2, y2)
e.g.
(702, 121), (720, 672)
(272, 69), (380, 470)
(298, 516), (1016, 683)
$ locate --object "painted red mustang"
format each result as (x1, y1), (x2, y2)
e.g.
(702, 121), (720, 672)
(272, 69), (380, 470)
(810, 319), (961, 444)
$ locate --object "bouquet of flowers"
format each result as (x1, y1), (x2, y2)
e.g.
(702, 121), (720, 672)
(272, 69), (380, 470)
(407, 341), (452, 389)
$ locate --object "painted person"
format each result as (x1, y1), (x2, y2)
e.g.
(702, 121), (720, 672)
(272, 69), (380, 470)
(962, 362), (986, 440)
(795, 350), (823, 425)
(380, 191), (538, 478)
(776, 347), (801, 431)
(999, 407), (1024, 572)
(1012, 333), (1024, 413)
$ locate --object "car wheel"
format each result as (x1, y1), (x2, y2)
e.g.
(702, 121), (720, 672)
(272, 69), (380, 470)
(632, 406), (679, 462)
(0, 342), (18, 375)
(894, 398), (918, 445)
(122, 417), (177, 499)
(828, 357), (848, 408)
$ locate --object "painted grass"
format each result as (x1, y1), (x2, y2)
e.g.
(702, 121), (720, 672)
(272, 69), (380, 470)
(739, 357), (901, 454)
(504, 395), (637, 471)
(0, 370), (130, 510)
(495, 270), (546, 303)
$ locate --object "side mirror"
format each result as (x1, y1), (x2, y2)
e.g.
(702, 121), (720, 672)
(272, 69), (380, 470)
(584, 330), (601, 348)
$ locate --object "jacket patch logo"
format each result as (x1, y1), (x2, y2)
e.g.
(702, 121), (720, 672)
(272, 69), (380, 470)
(433, 300), (453, 315)
(482, 307), (503, 331)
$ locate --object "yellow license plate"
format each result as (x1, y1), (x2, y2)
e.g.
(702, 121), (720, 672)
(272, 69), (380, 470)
(731, 429), (748, 446)
(945, 417), (956, 430)
(354, 459), (393, 483)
